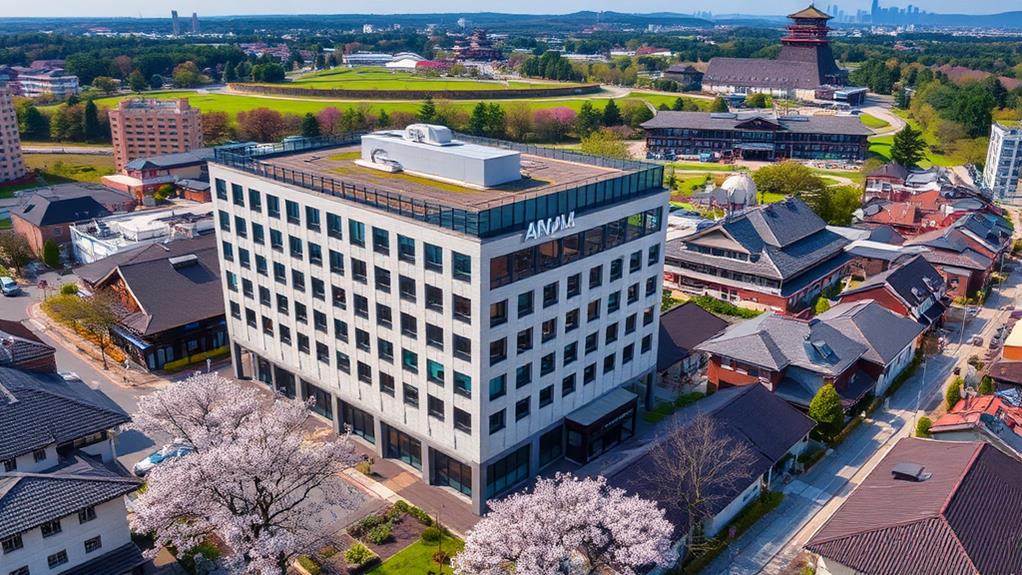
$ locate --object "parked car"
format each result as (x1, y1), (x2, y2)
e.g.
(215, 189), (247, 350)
(132, 441), (194, 477)
(1011, 310), (1022, 320)
(0, 277), (20, 296)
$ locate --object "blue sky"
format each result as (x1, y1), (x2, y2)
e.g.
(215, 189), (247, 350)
(2, 0), (1017, 18)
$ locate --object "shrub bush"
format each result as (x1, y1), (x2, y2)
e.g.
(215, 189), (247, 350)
(690, 295), (762, 319)
(365, 523), (393, 545)
(674, 392), (705, 408)
(296, 555), (321, 575)
(406, 504), (433, 526)
(343, 542), (376, 567)
(347, 514), (386, 538)
(421, 526), (443, 543)
(916, 416), (933, 438)
(654, 401), (676, 416)
(60, 283), (78, 296)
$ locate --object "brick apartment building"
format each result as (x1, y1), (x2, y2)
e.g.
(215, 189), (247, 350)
(108, 99), (203, 173)
(0, 83), (26, 183)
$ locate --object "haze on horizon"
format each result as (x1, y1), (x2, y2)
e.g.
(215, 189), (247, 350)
(2, 0), (1018, 18)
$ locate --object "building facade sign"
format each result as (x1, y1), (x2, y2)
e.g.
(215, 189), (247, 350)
(524, 211), (575, 241)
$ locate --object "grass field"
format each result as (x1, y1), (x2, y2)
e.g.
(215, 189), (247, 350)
(67, 90), (697, 126)
(24, 154), (115, 184)
(365, 538), (464, 575)
(287, 67), (566, 91)
(859, 113), (890, 130)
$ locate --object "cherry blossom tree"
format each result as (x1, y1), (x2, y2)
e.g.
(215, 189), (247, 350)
(452, 473), (677, 575)
(127, 373), (361, 574)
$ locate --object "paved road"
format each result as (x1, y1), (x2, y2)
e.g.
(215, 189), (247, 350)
(0, 271), (166, 471)
(703, 264), (1022, 575)
(21, 146), (113, 155)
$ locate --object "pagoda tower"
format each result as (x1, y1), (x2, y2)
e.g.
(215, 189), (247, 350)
(778, 5), (847, 85)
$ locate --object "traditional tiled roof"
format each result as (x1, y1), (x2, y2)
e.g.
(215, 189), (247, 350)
(0, 367), (129, 461)
(95, 235), (223, 336)
(608, 385), (814, 532)
(75, 234), (214, 286)
(696, 312), (867, 375)
(58, 542), (147, 575)
(819, 300), (924, 365)
(789, 4), (832, 19)
(0, 319), (54, 369)
(642, 111), (872, 136)
(666, 197), (850, 283)
(841, 255), (945, 318)
(806, 438), (1022, 575)
(0, 455), (140, 540)
(657, 302), (730, 371)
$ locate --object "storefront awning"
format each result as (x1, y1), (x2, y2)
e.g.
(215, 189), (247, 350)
(566, 388), (637, 427)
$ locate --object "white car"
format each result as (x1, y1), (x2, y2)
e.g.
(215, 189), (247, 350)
(132, 440), (194, 477)
(0, 277), (20, 296)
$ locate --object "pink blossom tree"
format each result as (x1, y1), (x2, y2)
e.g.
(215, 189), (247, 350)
(452, 473), (677, 575)
(127, 373), (361, 574)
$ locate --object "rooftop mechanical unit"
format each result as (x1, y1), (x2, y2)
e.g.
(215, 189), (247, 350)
(357, 124), (522, 188)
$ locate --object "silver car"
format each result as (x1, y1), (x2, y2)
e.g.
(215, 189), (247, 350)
(0, 277), (21, 296)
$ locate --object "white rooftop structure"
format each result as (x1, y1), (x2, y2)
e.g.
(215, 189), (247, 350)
(358, 125), (522, 188)
(70, 201), (214, 264)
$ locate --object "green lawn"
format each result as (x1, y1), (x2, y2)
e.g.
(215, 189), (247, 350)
(61, 90), (687, 126)
(286, 67), (568, 91)
(628, 91), (712, 111)
(366, 538), (465, 575)
(859, 113), (890, 130)
(24, 154), (115, 184)
(668, 162), (744, 172)
(0, 218), (11, 230)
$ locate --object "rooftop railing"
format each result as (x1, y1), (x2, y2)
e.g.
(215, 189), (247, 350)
(212, 133), (665, 239)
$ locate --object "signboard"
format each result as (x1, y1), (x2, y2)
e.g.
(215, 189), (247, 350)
(524, 211), (576, 241)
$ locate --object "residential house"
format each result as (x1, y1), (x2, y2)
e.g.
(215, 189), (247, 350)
(74, 234), (226, 371)
(0, 366), (145, 575)
(697, 300), (923, 411)
(101, 148), (214, 203)
(9, 184), (134, 255)
(806, 438), (1022, 575)
(663, 197), (851, 314)
(906, 226), (996, 299)
(839, 254), (948, 330)
(609, 384), (814, 550)
(657, 302), (729, 390)
(929, 392), (1022, 458)
(0, 318), (56, 373)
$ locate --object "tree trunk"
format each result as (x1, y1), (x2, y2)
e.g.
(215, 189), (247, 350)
(98, 338), (108, 370)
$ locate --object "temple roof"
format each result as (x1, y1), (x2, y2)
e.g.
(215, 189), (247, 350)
(789, 4), (832, 19)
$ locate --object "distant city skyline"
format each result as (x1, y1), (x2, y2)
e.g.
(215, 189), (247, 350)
(1, 0), (1018, 18)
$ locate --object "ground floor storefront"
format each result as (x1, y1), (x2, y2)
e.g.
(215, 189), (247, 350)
(233, 344), (652, 515)
(110, 316), (227, 371)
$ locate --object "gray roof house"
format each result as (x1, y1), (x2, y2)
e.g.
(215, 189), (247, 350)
(664, 197), (852, 314)
(839, 254), (948, 328)
(697, 299), (923, 409)
(0, 366), (146, 575)
(608, 384), (814, 543)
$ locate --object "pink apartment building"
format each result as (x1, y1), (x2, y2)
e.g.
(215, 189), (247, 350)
(0, 83), (26, 183)
(108, 98), (203, 172)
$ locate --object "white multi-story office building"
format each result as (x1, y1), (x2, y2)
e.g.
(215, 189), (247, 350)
(210, 126), (668, 513)
(983, 121), (1022, 204)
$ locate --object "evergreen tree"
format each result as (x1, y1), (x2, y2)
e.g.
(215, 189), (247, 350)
(808, 383), (845, 441)
(602, 99), (622, 126)
(468, 102), (488, 135)
(979, 376), (994, 395)
(82, 99), (100, 141)
(300, 113), (320, 138)
(223, 62), (237, 82)
(894, 88), (910, 109)
(150, 74), (164, 89)
(42, 239), (60, 269)
(575, 102), (602, 137)
(658, 103), (669, 111)
(418, 95), (437, 123)
(890, 125), (927, 168)
(671, 97), (685, 111)
(377, 109), (390, 128)
(485, 104), (506, 138)
(709, 97), (729, 113)
(945, 377), (963, 410)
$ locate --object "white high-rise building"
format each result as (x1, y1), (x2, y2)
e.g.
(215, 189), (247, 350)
(0, 83), (26, 183)
(209, 126), (668, 513)
(983, 121), (1022, 204)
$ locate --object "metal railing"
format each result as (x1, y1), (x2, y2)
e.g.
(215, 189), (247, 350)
(212, 132), (665, 238)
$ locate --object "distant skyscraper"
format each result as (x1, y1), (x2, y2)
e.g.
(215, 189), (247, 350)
(171, 10), (180, 36)
(871, 0), (879, 21)
(191, 12), (198, 34)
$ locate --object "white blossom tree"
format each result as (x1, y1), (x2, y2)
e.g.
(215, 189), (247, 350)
(127, 373), (361, 574)
(452, 473), (677, 575)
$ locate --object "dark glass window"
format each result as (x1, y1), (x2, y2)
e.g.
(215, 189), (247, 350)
(489, 374), (507, 400)
(515, 398), (530, 420)
(349, 220), (365, 246)
(453, 295), (471, 323)
(543, 282), (559, 308)
(424, 243), (443, 271)
(490, 300), (508, 327)
(398, 235), (415, 262)
(517, 291), (534, 317)
(327, 213), (343, 239)
(453, 252), (471, 282)
(489, 409), (506, 434)
(517, 328), (533, 354)
(372, 227), (390, 255)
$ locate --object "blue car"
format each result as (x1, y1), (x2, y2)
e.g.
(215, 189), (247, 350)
(132, 441), (194, 477)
